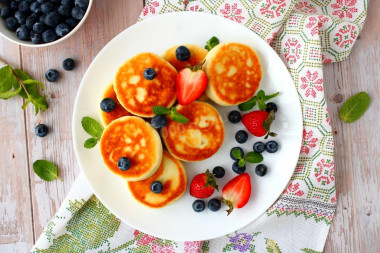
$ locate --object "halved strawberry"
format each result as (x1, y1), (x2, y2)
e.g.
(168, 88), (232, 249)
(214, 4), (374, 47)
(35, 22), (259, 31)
(241, 110), (277, 139)
(190, 169), (218, 199)
(176, 64), (208, 105)
(221, 173), (251, 215)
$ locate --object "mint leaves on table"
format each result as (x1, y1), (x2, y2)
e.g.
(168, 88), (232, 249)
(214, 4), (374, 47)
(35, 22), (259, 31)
(81, 116), (104, 149)
(238, 90), (279, 111)
(0, 57), (48, 115)
(205, 36), (220, 51)
(33, 160), (62, 181)
(339, 92), (371, 123)
(232, 148), (263, 167)
(153, 106), (189, 124)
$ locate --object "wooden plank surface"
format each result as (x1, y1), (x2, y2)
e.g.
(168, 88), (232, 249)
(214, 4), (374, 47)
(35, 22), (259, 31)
(0, 0), (379, 252)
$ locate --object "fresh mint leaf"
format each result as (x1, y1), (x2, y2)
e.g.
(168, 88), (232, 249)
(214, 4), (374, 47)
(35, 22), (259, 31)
(205, 36), (220, 51)
(171, 111), (189, 124)
(84, 137), (98, 149)
(258, 100), (266, 110)
(339, 92), (370, 123)
(0, 82), (21, 99)
(153, 105), (171, 115)
(24, 79), (44, 90)
(31, 95), (48, 115)
(81, 116), (104, 140)
(263, 92), (279, 101)
(238, 159), (245, 167)
(245, 152), (264, 163)
(232, 149), (243, 160)
(238, 97), (257, 111)
(0, 65), (14, 93)
(14, 68), (31, 80)
(33, 160), (62, 181)
(256, 90), (265, 100)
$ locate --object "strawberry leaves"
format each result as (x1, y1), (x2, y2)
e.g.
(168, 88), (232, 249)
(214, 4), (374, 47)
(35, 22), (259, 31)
(204, 169), (219, 191)
(238, 90), (279, 111)
(263, 110), (277, 139)
(152, 106), (189, 124)
(232, 149), (263, 166)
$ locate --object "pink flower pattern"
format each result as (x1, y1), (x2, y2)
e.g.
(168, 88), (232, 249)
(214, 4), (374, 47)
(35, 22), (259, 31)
(283, 182), (305, 196)
(295, 1), (317, 14)
(220, 3), (245, 23)
(142, 0), (160, 16)
(314, 159), (335, 185)
(331, 0), (358, 19)
(260, 0), (287, 19)
(284, 38), (301, 64)
(334, 24), (358, 49)
(305, 15), (330, 37)
(134, 230), (157, 245)
(190, 5), (200, 12)
(151, 244), (176, 253)
(300, 70), (323, 98)
(184, 241), (202, 252)
(300, 129), (318, 154)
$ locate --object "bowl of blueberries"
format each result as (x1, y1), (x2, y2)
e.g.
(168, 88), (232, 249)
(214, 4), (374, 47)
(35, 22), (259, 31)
(0, 0), (92, 47)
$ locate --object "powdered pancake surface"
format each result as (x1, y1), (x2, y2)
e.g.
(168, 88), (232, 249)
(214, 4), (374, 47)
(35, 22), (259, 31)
(114, 53), (177, 117)
(100, 116), (163, 181)
(162, 101), (224, 162)
(128, 151), (187, 208)
(204, 42), (262, 106)
(162, 44), (208, 71)
(99, 82), (131, 127)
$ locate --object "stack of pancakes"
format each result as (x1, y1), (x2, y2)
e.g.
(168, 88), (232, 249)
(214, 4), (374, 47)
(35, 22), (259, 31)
(98, 42), (262, 208)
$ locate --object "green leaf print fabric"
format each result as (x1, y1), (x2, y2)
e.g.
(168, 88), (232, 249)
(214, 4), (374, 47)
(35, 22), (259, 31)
(32, 0), (368, 252)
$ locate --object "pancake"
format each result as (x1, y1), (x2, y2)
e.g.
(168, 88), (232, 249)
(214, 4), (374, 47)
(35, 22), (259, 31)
(100, 116), (163, 181)
(114, 53), (177, 118)
(162, 101), (224, 162)
(99, 82), (131, 127)
(203, 42), (262, 106)
(128, 151), (187, 208)
(162, 44), (208, 71)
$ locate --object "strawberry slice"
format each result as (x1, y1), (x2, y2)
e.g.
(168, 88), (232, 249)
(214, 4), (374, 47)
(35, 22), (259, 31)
(176, 64), (208, 105)
(190, 169), (218, 199)
(221, 173), (251, 215)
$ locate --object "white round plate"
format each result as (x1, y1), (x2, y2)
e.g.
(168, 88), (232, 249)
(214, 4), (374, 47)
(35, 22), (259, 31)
(72, 12), (303, 241)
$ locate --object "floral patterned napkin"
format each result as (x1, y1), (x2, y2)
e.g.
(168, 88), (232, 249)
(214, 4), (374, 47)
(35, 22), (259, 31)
(32, 0), (367, 252)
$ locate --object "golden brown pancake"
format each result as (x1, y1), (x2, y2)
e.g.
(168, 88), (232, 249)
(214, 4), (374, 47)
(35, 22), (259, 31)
(128, 151), (187, 208)
(100, 116), (163, 181)
(162, 44), (208, 71)
(203, 42), (262, 106)
(114, 53), (177, 118)
(162, 101), (224, 162)
(99, 82), (131, 127)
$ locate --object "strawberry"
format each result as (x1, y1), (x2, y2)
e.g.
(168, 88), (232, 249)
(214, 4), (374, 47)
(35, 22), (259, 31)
(221, 173), (251, 215)
(190, 169), (218, 199)
(241, 110), (277, 139)
(176, 64), (208, 105)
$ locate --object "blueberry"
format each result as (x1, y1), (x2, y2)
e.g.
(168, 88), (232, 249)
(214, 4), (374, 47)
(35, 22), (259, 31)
(74, 0), (88, 9)
(45, 11), (60, 27)
(50, 0), (60, 4)
(228, 110), (241, 124)
(151, 115), (167, 129)
(230, 147), (244, 161)
(265, 102), (278, 113)
(175, 45), (190, 61)
(1, 7), (11, 19)
(143, 67), (155, 80)
(192, 200), (205, 212)
(37, 0), (46, 3)
(0, 0), (9, 4)
(38, 13), (46, 24)
(235, 130), (248, 144)
(9, 1), (18, 12)
(255, 164), (267, 177)
(61, 0), (72, 5)
(45, 69), (59, 82)
(30, 1), (40, 13)
(212, 166), (225, 178)
(265, 141), (278, 153)
(5, 17), (18, 31)
(150, 181), (163, 193)
(232, 161), (246, 174)
(16, 25), (29, 40)
(208, 198), (221, 212)
(18, 1), (29, 13)
(55, 22), (69, 36)
(25, 13), (38, 29)
(40, 2), (54, 14)
(30, 31), (42, 43)
(57, 4), (70, 17)
(35, 124), (48, 137)
(117, 157), (131, 171)
(42, 28), (57, 42)
(253, 141), (265, 153)
(15, 11), (27, 24)
(71, 6), (84, 20)
(64, 16), (77, 28)
(62, 58), (75, 70)
(32, 21), (45, 33)
(100, 98), (116, 112)
(25, 0), (35, 3)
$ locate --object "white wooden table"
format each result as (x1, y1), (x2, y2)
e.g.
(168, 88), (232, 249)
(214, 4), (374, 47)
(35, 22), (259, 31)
(0, 0), (379, 252)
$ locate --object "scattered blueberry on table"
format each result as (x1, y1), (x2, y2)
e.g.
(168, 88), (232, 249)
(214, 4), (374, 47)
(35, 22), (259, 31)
(192, 199), (205, 212)
(45, 69), (59, 82)
(62, 58), (75, 70)
(35, 123), (49, 137)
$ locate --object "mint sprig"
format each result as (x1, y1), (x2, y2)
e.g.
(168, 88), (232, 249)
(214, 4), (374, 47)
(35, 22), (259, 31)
(232, 149), (263, 166)
(33, 160), (62, 181)
(205, 36), (220, 51)
(152, 106), (189, 124)
(238, 90), (279, 111)
(339, 92), (370, 123)
(81, 116), (104, 149)
(0, 57), (48, 115)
